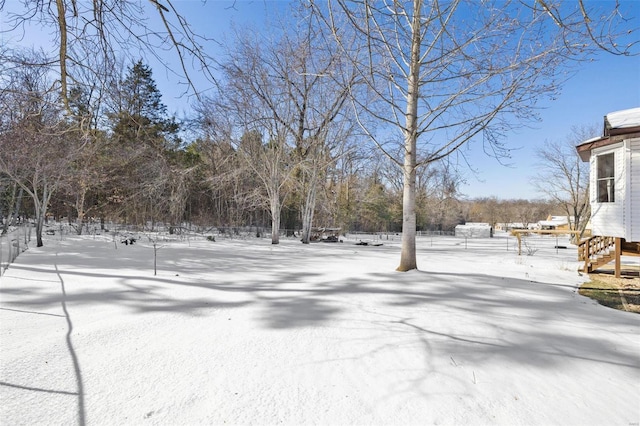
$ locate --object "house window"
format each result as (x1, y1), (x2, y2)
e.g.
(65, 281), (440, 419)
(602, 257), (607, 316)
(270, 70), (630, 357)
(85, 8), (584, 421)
(596, 153), (615, 203)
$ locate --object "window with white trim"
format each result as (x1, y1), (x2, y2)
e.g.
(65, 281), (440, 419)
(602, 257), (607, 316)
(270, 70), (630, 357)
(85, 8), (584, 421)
(596, 153), (615, 203)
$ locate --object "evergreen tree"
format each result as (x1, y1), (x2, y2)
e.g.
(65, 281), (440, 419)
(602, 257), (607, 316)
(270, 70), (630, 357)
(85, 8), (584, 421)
(106, 60), (181, 228)
(110, 60), (179, 151)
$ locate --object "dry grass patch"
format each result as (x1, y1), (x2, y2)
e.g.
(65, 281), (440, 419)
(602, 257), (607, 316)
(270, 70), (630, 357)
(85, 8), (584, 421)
(579, 272), (640, 313)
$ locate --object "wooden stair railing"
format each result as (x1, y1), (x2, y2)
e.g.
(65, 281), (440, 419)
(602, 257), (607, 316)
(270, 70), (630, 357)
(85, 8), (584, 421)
(578, 236), (616, 273)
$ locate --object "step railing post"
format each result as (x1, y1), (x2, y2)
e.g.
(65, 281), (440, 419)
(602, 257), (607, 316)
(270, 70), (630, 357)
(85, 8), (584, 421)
(615, 237), (621, 278)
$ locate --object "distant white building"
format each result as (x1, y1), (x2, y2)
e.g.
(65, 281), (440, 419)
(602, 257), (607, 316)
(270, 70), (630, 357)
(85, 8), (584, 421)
(537, 215), (570, 230)
(494, 222), (536, 231)
(455, 223), (492, 238)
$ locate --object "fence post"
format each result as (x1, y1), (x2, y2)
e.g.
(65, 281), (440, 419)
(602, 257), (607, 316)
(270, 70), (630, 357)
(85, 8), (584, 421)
(16, 232), (20, 257)
(8, 233), (14, 266)
(0, 234), (4, 276)
(517, 233), (522, 255)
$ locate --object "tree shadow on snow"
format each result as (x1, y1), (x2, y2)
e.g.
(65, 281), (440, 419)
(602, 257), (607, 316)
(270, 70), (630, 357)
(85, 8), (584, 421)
(2, 238), (639, 376)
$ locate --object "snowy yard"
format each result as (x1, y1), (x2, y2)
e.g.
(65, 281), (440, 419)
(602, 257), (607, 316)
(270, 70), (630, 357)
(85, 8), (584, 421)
(1, 232), (638, 425)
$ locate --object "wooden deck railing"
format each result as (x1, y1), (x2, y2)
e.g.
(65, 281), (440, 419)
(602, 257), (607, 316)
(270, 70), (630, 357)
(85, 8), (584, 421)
(578, 235), (616, 272)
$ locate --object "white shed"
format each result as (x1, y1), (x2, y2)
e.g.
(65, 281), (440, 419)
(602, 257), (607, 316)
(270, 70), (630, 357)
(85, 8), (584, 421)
(537, 215), (570, 230)
(455, 223), (492, 238)
(576, 107), (640, 276)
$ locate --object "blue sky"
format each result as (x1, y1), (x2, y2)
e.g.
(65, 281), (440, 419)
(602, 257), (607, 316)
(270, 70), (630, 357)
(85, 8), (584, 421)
(461, 52), (639, 200)
(2, 0), (639, 200)
(163, 1), (640, 200)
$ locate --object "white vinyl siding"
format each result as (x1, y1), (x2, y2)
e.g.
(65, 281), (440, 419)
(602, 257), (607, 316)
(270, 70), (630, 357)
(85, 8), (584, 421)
(629, 138), (640, 241)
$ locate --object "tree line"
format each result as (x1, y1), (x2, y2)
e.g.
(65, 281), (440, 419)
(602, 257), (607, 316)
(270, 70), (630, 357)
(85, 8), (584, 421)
(0, 1), (634, 270)
(0, 56), (561, 241)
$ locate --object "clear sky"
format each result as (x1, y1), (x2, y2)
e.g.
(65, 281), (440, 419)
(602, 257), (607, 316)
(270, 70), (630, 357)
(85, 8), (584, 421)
(2, 0), (639, 200)
(461, 51), (639, 200)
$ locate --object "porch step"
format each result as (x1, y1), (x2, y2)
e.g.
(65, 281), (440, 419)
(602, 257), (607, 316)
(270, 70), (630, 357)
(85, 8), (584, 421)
(585, 253), (614, 273)
(578, 235), (617, 273)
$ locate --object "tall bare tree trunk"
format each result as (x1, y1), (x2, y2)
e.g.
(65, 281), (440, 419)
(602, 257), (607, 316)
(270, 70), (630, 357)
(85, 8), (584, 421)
(397, 0), (421, 271)
(398, 148), (417, 271)
(300, 164), (319, 244)
(11, 186), (23, 229)
(34, 186), (51, 248)
(2, 183), (22, 235)
(270, 191), (281, 244)
(75, 189), (86, 235)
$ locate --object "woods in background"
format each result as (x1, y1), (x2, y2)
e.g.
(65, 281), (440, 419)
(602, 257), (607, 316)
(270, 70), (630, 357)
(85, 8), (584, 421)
(1, 1), (635, 253)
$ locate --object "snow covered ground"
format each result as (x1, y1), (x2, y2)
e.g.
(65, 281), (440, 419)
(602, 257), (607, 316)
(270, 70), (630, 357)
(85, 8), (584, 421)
(1, 232), (638, 425)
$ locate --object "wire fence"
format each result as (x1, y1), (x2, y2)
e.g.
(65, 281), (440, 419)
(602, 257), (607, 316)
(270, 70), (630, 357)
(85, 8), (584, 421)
(0, 221), (581, 278)
(0, 225), (32, 277)
(53, 221), (457, 242)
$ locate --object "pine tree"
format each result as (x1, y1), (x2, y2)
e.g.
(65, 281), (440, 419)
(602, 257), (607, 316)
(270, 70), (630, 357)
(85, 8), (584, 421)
(106, 60), (181, 228)
(110, 60), (178, 151)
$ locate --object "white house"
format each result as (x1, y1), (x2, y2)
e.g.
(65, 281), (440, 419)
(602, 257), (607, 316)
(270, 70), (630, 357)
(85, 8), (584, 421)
(575, 107), (640, 276)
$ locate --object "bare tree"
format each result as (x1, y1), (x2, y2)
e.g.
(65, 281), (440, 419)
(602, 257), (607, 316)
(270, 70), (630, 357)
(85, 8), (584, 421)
(208, 17), (356, 243)
(191, 136), (262, 228)
(511, 199), (547, 230)
(221, 16), (356, 243)
(237, 130), (296, 244)
(312, 0), (637, 271)
(63, 132), (108, 235)
(1, 0), (218, 111)
(0, 180), (24, 235)
(423, 160), (465, 232)
(0, 56), (77, 246)
(329, 149), (369, 231)
(533, 125), (596, 242)
(62, 79), (115, 234)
